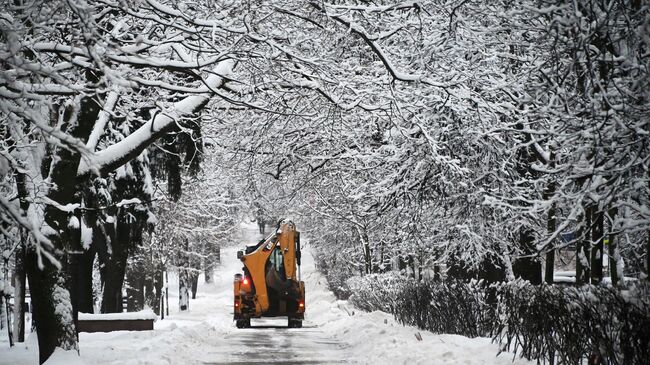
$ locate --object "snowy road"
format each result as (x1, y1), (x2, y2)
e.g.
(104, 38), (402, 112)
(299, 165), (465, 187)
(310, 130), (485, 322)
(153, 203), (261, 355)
(187, 223), (350, 365)
(196, 226), (349, 365)
(1, 223), (533, 365)
(202, 319), (348, 364)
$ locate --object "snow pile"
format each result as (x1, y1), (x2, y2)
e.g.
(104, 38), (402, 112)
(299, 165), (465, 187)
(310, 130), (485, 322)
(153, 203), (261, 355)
(43, 349), (85, 365)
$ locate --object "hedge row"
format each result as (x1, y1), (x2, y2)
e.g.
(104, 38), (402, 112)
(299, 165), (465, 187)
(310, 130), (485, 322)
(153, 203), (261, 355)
(345, 274), (650, 365)
(494, 281), (650, 365)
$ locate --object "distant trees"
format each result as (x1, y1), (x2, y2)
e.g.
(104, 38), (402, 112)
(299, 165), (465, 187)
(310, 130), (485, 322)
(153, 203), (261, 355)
(151, 148), (242, 311)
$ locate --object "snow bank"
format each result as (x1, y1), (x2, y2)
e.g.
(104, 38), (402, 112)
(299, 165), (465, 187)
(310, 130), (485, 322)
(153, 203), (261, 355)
(43, 349), (85, 365)
(78, 309), (157, 321)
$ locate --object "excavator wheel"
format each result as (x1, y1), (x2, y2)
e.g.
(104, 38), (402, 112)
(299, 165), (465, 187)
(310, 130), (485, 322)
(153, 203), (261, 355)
(288, 318), (302, 328)
(236, 319), (250, 328)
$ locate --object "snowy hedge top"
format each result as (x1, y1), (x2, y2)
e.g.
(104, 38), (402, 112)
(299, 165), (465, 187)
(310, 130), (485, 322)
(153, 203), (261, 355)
(78, 309), (157, 321)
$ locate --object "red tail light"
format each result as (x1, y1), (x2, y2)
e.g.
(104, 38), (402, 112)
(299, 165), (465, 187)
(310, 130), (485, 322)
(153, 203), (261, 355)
(242, 277), (249, 285)
(235, 301), (239, 308)
(299, 301), (305, 308)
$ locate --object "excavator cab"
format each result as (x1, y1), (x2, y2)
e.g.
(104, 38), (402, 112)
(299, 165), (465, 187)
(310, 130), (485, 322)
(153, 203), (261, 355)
(233, 221), (305, 328)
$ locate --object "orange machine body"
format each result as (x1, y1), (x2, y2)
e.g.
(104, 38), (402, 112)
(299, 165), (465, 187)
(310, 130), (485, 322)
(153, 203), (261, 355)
(233, 221), (305, 328)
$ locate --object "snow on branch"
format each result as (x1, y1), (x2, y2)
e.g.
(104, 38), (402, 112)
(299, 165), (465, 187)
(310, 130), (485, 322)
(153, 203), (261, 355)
(77, 59), (235, 178)
(0, 195), (57, 268)
(325, 1), (423, 13)
(32, 42), (227, 72)
(143, 0), (244, 33)
(312, 2), (449, 88)
(86, 91), (119, 152)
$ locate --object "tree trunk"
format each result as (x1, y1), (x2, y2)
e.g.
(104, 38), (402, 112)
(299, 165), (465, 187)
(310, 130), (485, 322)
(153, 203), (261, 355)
(97, 218), (124, 313)
(203, 241), (219, 284)
(25, 248), (78, 363)
(590, 209), (604, 284)
(512, 229), (542, 284)
(99, 242), (129, 314)
(179, 239), (190, 311)
(478, 253), (507, 284)
(179, 269), (191, 311)
(165, 270), (169, 317)
(69, 211), (95, 319)
(608, 207), (620, 286)
(13, 232), (26, 343)
(150, 266), (164, 315)
(0, 294), (5, 331)
(204, 265), (214, 284)
(2, 291), (11, 345)
(544, 236), (556, 285)
(100, 205), (145, 313)
(647, 232), (649, 283)
(544, 170), (556, 285)
(358, 228), (372, 275)
(13, 174), (32, 343)
(576, 206), (592, 286)
(126, 263), (145, 312)
(190, 272), (199, 299)
(28, 94), (100, 363)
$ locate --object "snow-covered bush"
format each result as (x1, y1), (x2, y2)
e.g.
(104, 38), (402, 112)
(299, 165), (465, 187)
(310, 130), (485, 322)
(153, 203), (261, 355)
(313, 246), (356, 300)
(347, 273), (404, 313)
(342, 272), (650, 363)
(494, 281), (650, 365)
(348, 274), (494, 337)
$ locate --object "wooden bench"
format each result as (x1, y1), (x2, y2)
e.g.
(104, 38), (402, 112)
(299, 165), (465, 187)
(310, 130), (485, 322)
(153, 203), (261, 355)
(78, 310), (156, 333)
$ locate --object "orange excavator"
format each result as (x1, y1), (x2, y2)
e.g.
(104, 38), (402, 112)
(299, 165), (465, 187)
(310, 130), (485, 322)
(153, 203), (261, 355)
(233, 221), (305, 328)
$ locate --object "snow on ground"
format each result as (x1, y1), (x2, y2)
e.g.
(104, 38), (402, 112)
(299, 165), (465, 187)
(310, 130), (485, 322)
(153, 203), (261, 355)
(0, 222), (533, 364)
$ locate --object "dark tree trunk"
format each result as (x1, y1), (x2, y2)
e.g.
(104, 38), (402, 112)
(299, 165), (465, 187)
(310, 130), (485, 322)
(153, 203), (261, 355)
(179, 238), (190, 311)
(69, 211), (95, 323)
(608, 207), (619, 286)
(165, 136), (182, 201)
(647, 233), (650, 283)
(360, 229), (372, 275)
(512, 229), (542, 284)
(146, 265), (164, 314)
(512, 123), (541, 285)
(544, 164), (556, 285)
(190, 271), (199, 300)
(591, 209), (604, 284)
(27, 94), (100, 363)
(25, 251), (77, 363)
(13, 241), (26, 343)
(203, 243), (220, 283)
(433, 265), (441, 281)
(204, 265), (214, 284)
(576, 206), (592, 286)
(13, 174), (30, 343)
(447, 253), (475, 281)
(73, 248), (95, 315)
(126, 263), (145, 312)
(544, 233), (556, 285)
(100, 216), (132, 313)
(478, 253), (506, 284)
(179, 269), (191, 311)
